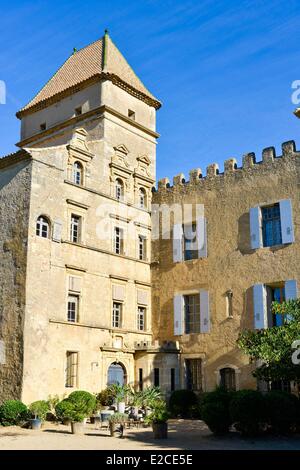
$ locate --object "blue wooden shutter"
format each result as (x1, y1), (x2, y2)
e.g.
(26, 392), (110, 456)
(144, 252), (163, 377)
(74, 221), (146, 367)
(285, 280), (298, 300)
(174, 295), (184, 335)
(197, 217), (207, 258)
(200, 290), (210, 333)
(173, 224), (183, 262)
(253, 284), (267, 329)
(279, 199), (295, 244)
(250, 207), (262, 249)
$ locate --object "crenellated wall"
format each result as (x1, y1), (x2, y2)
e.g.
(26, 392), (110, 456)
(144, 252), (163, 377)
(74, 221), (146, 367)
(156, 141), (298, 191)
(151, 140), (300, 392)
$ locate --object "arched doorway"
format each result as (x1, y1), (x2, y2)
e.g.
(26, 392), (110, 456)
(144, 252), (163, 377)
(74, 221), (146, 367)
(107, 362), (127, 386)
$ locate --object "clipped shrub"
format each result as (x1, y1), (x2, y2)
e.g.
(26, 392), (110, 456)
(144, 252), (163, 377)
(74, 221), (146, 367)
(265, 391), (298, 434)
(0, 400), (28, 426)
(96, 388), (114, 407)
(200, 388), (233, 434)
(67, 390), (96, 416)
(55, 398), (74, 422)
(230, 390), (266, 436)
(29, 400), (49, 421)
(169, 389), (198, 418)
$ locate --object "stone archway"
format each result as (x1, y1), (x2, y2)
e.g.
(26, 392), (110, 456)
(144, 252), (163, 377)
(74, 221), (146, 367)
(107, 362), (127, 386)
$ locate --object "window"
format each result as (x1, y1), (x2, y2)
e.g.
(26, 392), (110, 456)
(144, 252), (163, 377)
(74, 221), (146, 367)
(154, 368), (160, 387)
(75, 106), (82, 116)
(36, 216), (50, 238)
(65, 351), (78, 388)
(262, 204), (282, 247)
(112, 302), (122, 328)
(115, 179), (124, 201)
(266, 285), (286, 327)
(139, 368), (143, 391)
(270, 380), (291, 393)
(70, 214), (81, 243)
(137, 306), (146, 331)
(226, 290), (233, 318)
(220, 368), (236, 391)
(128, 109), (135, 120)
(184, 223), (198, 260)
(138, 235), (147, 260)
(73, 161), (83, 185)
(40, 123), (46, 131)
(139, 188), (146, 208)
(114, 227), (124, 254)
(184, 294), (200, 333)
(67, 295), (79, 322)
(186, 359), (202, 391)
(107, 362), (127, 386)
(171, 368), (175, 392)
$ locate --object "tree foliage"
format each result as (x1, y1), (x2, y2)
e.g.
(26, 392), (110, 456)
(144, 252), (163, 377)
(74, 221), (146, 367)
(237, 299), (300, 382)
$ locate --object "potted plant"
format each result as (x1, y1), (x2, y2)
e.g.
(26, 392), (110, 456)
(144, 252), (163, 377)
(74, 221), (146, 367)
(108, 384), (130, 413)
(129, 390), (143, 419)
(90, 393), (102, 425)
(108, 412), (128, 437)
(141, 387), (163, 416)
(29, 400), (49, 430)
(69, 408), (86, 435)
(96, 388), (114, 411)
(55, 399), (74, 426)
(145, 400), (169, 439)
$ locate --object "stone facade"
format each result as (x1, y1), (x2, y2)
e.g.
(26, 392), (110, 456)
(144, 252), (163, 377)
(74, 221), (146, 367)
(152, 143), (300, 392)
(0, 33), (299, 404)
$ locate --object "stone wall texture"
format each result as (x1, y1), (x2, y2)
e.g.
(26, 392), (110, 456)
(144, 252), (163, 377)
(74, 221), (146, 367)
(0, 158), (32, 401)
(151, 143), (300, 391)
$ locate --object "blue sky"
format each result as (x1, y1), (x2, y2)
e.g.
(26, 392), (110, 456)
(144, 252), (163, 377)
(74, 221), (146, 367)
(1, 0), (300, 180)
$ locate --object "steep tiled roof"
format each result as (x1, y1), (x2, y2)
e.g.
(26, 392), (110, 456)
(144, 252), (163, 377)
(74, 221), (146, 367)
(17, 33), (161, 117)
(0, 149), (31, 169)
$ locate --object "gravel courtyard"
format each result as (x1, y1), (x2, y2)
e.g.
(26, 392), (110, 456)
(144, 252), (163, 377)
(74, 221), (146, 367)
(1, 420), (300, 450)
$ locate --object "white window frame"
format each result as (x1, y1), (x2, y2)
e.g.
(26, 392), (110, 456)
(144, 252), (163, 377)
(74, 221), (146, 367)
(139, 187), (146, 209)
(36, 216), (50, 238)
(112, 301), (122, 328)
(73, 161), (83, 185)
(70, 214), (81, 243)
(138, 235), (147, 260)
(114, 226), (124, 254)
(115, 179), (124, 201)
(67, 294), (79, 323)
(137, 306), (146, 331)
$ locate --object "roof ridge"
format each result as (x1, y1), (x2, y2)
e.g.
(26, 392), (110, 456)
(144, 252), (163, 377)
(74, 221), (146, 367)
(19, 36), (104, 113)
(106, 35), (156, 101)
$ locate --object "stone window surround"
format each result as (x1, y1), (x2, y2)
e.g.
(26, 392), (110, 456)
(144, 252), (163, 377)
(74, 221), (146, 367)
(214, 363), (241, 391)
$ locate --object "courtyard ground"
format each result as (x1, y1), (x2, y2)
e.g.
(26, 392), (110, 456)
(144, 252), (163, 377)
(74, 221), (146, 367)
(1, 419), (300, 450)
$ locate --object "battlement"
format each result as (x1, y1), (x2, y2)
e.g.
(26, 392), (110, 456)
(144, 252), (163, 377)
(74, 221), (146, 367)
(156, 140), (299, 191)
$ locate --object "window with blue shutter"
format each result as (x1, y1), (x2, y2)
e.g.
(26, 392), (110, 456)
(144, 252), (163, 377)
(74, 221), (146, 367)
(262, 204), (282, 247)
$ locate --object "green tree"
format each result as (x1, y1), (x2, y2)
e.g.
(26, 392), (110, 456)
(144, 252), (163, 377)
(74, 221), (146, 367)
(237, 299), (300, 388)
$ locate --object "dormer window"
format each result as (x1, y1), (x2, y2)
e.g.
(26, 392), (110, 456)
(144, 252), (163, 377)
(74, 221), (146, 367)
(75, 106), (82, 116)
(128, 109), (135, 120)
(40, 123), (46, 131)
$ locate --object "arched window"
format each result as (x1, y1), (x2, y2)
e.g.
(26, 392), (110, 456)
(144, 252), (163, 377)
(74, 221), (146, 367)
(107, 362), (127, 386)
(73, 161), (83, 185)
(139, 187), (147, 209)
(115, 179), (124, 201)
(36, 216), (50, 238)
(220, 367), (236, 391)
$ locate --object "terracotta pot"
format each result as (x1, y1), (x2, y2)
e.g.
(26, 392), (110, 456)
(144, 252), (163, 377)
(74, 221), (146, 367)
(152, 422), (168, 439)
